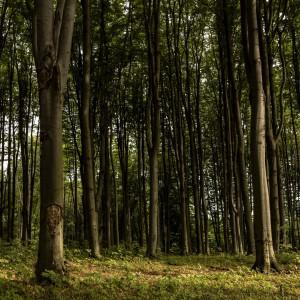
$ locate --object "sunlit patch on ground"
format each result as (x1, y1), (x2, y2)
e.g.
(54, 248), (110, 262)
(0, 244), (300, 299)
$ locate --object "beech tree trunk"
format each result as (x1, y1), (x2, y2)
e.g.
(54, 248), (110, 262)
(257, 3), (281, 253)
(246, 0), (279, 273)
(35, 0), (76, 276)
(80, 0), (100, 258)
(144, 0), (161, 258)
(222, 0), (254, 254)
(17, 60), (30, 245)
(0, 105), (4, 238)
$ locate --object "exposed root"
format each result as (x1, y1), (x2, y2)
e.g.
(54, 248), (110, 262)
(251, 259), (281, 273)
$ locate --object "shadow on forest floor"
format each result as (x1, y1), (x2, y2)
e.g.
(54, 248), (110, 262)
(0, 243), (300, 299)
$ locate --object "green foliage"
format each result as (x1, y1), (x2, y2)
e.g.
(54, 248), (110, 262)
(1, 244), (300, 299)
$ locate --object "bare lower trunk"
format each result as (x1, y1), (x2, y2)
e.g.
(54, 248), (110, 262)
(37, 86), (65, 275)
(148, 148), (159, 257)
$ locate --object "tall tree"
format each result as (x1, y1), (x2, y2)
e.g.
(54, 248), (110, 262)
(17, 52), (30, 245)
(80, 0), (100, 258)
(143, 0), (161, 258)
(34, 0), (76, 276)
(245, 0), (279, 272)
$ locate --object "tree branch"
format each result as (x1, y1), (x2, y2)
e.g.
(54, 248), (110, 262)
(57, 0), (76, 92)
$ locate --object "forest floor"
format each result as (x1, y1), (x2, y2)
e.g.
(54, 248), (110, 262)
(0, 243), (300, 299)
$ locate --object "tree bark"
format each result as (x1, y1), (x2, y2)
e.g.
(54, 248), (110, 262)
(223, 0), (254, 254)
(246, 0), (279, 273)
(35, 0), (76, 276)
(80, 0), (100, 258)
(17, 59), (30, 245)
(144, 0), (161, 258)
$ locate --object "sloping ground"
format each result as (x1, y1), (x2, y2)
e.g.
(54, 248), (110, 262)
(0, 243), (300, 300)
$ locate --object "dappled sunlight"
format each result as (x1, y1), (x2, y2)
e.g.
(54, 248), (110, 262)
(1, 245), (300, 299)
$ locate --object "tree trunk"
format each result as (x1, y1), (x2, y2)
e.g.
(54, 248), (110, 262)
(144, 0), (161, 258)
(103, 127), (112, 249)
(17, 61), (30, 245)
(257, 2), (281, 253)
(35, 0), (76, 276)
(246, 0), (279, 273)
(223, 0), (254, 254)
(0, 108), (4, 238)
(80, 0), (100, 258)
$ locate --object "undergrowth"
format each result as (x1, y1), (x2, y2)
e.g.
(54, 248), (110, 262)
(0, 242), (300, 299)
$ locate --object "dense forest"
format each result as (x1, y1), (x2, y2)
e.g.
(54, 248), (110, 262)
(1, 0), (300, 298)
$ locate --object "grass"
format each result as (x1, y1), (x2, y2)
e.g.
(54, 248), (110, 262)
(1, 243), (300, 299)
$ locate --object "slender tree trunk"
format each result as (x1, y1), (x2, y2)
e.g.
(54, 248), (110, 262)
(73, 149), (79, 241)
(11, 125), (18, 241)
(103, 127), (112, 248)
(29, 120), (39, 241)
(183, 24), (202, 254)
(246, 0), (279, 272)
(144, 0), (161, 258)
(17, 62), (30, 245)
(141, 128), (149, 247)
(137, 124), (144, 247)
(257, 3), (280, 253)
(0, 109), (4, 238)
(7, 52), (13, 242)
(110, 130), (119, 247)
(80, 0), (100, 258)
(223, 0), (254, 254)
(195, 60), (208, 254)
